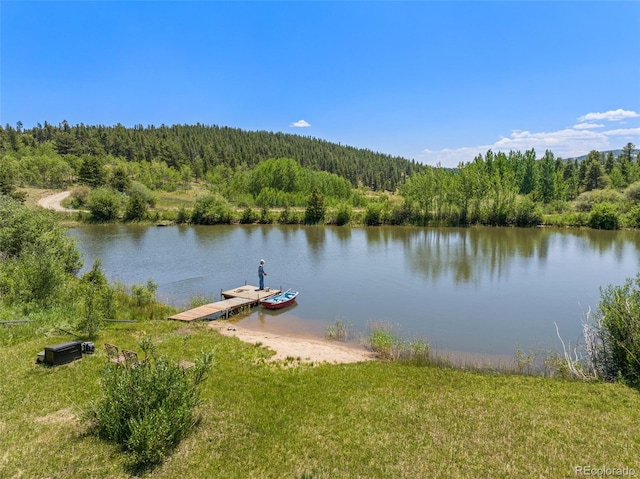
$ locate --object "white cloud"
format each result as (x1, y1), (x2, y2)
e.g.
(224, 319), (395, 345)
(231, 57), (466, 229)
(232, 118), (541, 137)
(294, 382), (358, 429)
(573, 122), (604, 130)
(419, 110), (640, 168)
(604, 127), (640, 136)
(290, 119), (311, 128)
(578, 109), (639, 122)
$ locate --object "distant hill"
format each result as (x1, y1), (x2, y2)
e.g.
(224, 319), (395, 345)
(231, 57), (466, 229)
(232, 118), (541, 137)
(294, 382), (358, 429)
(4, 122), (426, 191)
(569, 149), (639, 162)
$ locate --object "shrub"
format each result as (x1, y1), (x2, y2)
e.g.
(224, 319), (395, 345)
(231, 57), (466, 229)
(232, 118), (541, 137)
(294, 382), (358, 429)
(588, 203), (620, 230)
(70, 185), (91, 207)
(0, 197), (82, 305)
(259, 206), (273, 224)
(624, 181), (640, 202)
(87, 187), (122, 222)
(334, 202), (352, 226)
(575, 189), (624, 212)
(176, 206), (190, 224)
(513, 197), (543, 227)
(388, 200), (414, 225)
(124, 190), (148, 221)
(84, 339), (213, 468)
(191, 193), (232, 225)
(364, 204), (382, 226)
(130, 280), (158, 307)
(240, 207), (258, 224)
(128, 181), (157, 208)
(624, 204), (640, 229)
(597, 274), (640, 383)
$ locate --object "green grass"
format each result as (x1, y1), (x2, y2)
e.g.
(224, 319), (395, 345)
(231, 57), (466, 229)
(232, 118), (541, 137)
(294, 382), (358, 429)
(2, 320), (639, 478)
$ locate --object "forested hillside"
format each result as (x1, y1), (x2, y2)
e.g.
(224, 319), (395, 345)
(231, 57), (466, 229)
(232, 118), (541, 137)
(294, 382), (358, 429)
(0, 122), (423, 191)
(1, 121), (639, 229)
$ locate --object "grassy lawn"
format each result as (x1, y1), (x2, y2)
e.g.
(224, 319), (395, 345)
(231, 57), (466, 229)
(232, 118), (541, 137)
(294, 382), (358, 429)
(2, 320), (639, 478)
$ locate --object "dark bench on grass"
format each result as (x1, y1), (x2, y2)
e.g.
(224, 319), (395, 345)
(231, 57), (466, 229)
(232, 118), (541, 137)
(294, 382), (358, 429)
(42, 340), (83, 366)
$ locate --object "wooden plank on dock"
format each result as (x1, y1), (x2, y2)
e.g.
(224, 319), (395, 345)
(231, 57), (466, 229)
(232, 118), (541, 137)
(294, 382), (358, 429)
(221, 285), (280, 301)
(169, 285), (280, 322)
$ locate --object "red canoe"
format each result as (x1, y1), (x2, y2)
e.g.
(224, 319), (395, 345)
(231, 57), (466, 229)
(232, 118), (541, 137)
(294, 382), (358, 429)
(260, 290), (298, 310)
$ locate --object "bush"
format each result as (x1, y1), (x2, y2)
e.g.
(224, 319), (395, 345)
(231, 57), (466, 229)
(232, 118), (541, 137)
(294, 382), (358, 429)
(191, 193), (233, 225)
(624, 204), (640, 229)
(364, 204), (382, 226)
(513, 197), (543, 227)
(624, 181), (640, 202)
(176, 206), (190, 224)
(588, 203), (620, 230)
(597, 274), (640, 383)
(0, 197), (82, 306)
(124, 190), (148, 221)
(575, 189), (624, 212)
(84, 339), (213, 468)
(87, 187), (122, 222)
(70, 185), (91, 207)
(334, 202), (352, 226)
(239, 207), (258, 224)
(130, 280), (158, 307)
(388, 200), (414, 225)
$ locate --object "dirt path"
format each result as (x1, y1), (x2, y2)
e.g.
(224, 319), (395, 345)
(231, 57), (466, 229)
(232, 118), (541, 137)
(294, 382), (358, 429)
(209, 321), (375, 364)
(37, 191), (75, 212)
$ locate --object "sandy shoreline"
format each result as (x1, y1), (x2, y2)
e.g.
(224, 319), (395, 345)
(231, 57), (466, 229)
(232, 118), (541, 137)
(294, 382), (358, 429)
(208, 320), (375, 364)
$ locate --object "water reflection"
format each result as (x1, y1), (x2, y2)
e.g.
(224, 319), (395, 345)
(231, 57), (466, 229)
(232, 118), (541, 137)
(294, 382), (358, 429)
(303, 226), (326, 257)
(67, 224), (640, 357)
(403, 227), (554, 285)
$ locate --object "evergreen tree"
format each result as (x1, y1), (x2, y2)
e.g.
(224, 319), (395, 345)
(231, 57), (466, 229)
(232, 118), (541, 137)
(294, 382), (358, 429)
(305, 188), (325, 224)
(79, 156), (106, 187)
(537, 150), (556, 203)
(583, 157), (608, 191)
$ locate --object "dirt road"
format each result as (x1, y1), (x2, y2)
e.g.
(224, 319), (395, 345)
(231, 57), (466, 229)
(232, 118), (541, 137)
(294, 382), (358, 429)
(37, 191), (75, 212)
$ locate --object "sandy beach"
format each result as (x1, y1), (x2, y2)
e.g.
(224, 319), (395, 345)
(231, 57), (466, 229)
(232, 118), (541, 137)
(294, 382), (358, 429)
(208, 320), (375, 364)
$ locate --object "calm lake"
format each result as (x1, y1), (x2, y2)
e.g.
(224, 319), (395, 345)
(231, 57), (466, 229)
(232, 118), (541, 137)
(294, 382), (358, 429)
(67, 225), (640, 362)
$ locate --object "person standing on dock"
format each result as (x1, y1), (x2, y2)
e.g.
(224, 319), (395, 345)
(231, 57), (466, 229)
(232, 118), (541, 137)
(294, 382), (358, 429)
(258, 259), (268, 290)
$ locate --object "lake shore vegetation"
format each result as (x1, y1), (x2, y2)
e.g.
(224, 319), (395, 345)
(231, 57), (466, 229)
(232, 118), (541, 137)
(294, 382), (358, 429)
(2, 196), (640, 475)
(1, 122), (639, 229)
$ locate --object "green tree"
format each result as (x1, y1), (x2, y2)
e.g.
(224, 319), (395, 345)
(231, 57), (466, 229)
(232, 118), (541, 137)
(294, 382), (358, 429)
(0, 197), (82, 305)
(604, 152), (615, 174)
(109, 164), (131, 192)
(582, 152), (608, 191)
(622, 142), (636, 163)
(519, 149), (538, 195)
(79, 260), (109, 338)
(0, 156), (27, 203)
(305, 187), (325, 224)
(124, 190), (148, 221)
(79, 156), (106, 187)
(537, 150), (556, 204)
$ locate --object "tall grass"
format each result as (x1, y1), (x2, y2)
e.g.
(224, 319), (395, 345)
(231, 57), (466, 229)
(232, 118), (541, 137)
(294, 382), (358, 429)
(364, 320), (431, 365)
(1, 320), (638, 478)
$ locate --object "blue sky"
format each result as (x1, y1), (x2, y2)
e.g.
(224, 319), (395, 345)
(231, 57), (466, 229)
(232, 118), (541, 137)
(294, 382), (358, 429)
(2, 1), (639, 168)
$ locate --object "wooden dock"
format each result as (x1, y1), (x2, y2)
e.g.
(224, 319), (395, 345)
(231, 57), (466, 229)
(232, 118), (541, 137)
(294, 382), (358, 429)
(168, 285), (281, 322)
